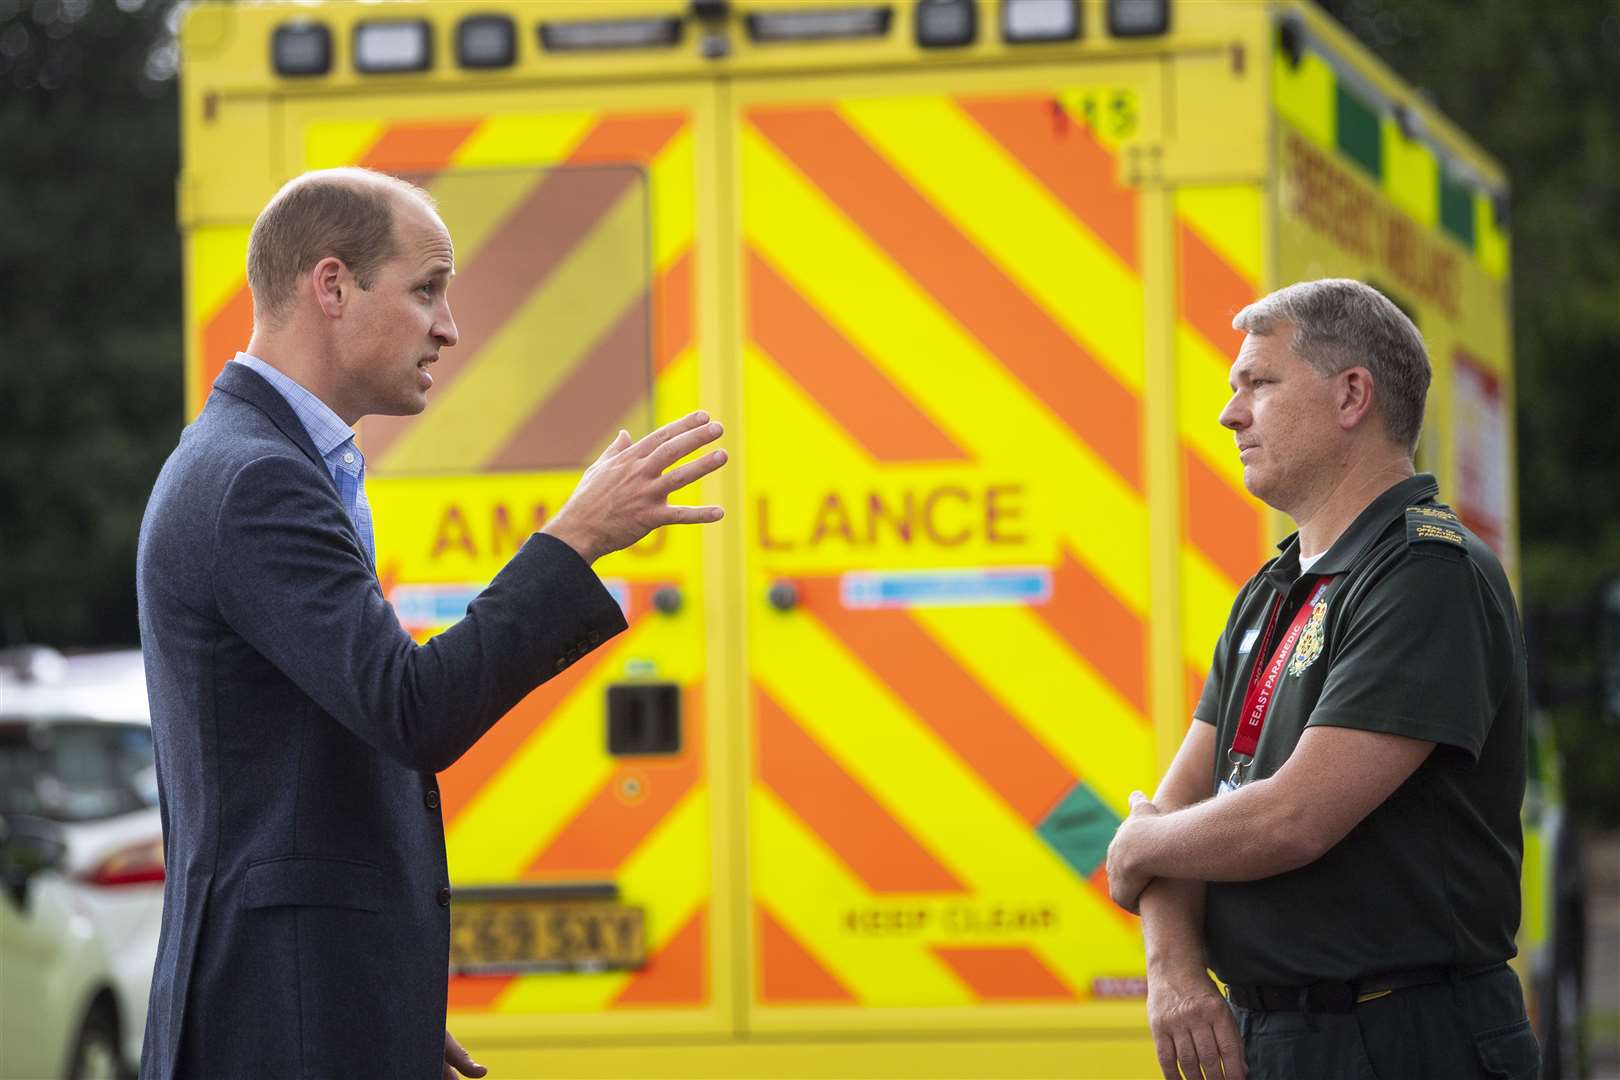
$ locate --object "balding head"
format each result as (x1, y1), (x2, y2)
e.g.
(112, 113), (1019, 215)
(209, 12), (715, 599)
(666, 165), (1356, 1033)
(246, 167), (437, 328)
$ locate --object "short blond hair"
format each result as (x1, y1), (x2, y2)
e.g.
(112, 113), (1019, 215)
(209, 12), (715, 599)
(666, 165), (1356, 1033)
(246, 167), (436, 325)
(1233, 279), (1431, 453)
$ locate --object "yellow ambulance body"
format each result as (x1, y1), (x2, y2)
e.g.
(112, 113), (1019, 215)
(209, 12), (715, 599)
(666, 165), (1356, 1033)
(177, 1), (1527, 1075)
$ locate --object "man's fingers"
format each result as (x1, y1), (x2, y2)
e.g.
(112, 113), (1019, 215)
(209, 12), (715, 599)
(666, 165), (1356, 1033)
(633, 411), (711, 457)
(443, 1030), (487, 1079)
(1170, 1026), (1203, 1080)
(660, 504), (725, 525)
(1152, 1030), (1181, 1080)
(1213, 1013), (1247, 1079)
(646, 420), (724, 472)
(1190, 1024), (1223, 1080)
(659, 449), (728, 495)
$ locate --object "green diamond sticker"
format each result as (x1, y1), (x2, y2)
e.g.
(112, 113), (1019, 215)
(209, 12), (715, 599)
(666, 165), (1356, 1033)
(1036, 783), (1122, 879)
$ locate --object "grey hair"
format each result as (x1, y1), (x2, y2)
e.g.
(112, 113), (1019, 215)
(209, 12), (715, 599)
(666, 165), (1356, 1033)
(247, 167), (438, 327)
(1232, 279), (1431, 453)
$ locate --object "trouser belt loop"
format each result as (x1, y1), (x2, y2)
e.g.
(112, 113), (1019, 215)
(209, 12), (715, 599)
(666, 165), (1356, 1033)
(1298, 985), (1319, 1030)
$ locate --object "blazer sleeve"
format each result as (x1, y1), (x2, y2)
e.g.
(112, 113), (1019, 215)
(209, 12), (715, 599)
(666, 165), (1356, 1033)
(212, 453), (629, 773)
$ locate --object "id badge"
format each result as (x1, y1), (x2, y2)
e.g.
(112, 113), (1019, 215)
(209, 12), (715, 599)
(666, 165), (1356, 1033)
(1216, 777), (1240, 798)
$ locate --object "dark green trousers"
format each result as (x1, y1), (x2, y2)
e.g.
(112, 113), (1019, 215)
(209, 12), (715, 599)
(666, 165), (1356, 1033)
(1232, 966), (1540, 1079)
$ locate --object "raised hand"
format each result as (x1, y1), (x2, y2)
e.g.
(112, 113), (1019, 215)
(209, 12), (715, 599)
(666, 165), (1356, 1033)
(542, 411), (728, 564)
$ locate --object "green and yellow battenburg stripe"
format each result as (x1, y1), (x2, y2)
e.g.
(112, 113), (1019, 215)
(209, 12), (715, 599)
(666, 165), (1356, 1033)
(1273, 27), (1509, 279)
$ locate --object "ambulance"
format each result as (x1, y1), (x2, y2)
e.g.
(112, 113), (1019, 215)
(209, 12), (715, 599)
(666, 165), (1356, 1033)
(175, 1), (1580, 1075)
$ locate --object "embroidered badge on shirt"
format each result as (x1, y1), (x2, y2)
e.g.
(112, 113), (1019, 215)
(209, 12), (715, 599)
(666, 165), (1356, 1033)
(1287, 596), (1329, 676)
(1405, 505), (1467, 549)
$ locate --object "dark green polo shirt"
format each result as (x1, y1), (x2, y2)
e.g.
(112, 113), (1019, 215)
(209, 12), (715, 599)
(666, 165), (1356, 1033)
(1193, 474), (1527, 986)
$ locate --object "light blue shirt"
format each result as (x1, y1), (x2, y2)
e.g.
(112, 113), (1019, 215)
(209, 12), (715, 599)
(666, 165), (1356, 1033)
(230, 353), (375, 564)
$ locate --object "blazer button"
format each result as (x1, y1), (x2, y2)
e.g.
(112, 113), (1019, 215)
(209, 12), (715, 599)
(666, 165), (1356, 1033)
(588, 631), (601, 645)
(555, 657), (568, 672)
(424, 788), (440, 810)
(437, 887), (452, 907)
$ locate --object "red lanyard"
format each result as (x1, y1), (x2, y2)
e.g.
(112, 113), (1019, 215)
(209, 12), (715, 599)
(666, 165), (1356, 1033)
(1230, 576), (1335, 766)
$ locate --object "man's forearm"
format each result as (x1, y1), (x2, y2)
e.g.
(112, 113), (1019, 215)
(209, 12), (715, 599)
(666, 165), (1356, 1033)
(1131, 776), (1316, 883)
(1140, 876), (1208, 980)
(1139, 772), (1212, 980)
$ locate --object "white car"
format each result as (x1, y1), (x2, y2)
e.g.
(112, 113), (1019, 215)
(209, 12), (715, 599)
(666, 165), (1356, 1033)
(0, 648), (163, 1080)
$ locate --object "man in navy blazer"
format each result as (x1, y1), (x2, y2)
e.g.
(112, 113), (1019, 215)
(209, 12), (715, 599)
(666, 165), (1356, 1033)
(136, 168), (728, 1079)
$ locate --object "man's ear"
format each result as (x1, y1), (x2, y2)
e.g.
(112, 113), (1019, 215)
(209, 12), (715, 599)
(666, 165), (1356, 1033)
(1338, 367), (1377, 432)
(310, 256), (348, 319)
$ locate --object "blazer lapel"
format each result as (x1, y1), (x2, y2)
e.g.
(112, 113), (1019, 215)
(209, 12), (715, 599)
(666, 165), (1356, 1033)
(208, 362), (379, 575)
(210, 363), (335, 489)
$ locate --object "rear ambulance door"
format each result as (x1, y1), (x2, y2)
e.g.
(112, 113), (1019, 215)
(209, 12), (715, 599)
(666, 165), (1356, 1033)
(272, 81), (736, 1044)
(731, 61), (1168, 1036)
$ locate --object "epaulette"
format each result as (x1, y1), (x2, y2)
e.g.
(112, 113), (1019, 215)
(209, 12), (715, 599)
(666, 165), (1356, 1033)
(1405, 504), (1467, 551)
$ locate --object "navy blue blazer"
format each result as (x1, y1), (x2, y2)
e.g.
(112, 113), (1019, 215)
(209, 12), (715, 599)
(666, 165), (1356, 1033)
(136, 363), (627, 1079)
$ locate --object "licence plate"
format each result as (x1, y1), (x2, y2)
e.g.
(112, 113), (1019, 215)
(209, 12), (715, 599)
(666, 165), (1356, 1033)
(449, 898), (645, 975)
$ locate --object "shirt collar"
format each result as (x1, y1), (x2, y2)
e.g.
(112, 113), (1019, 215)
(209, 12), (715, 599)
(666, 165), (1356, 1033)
(230, 353), (357, 459)
(1265, 473), (1441, 588)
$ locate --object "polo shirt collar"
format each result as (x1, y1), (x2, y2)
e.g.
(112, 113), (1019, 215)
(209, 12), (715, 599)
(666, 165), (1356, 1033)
(1265, 473), (1440, 588)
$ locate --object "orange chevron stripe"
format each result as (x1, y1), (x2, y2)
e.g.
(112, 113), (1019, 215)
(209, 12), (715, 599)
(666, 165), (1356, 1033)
(485, 286), (651, 470)
(748, 248), (971, 463)
(1031, 547), (1149, 717)
(749, 107), (1142, 490)
(1177, 219), (1254, 363)
(524, 683), (703, 877)
(1187, 663), (1209, 719)
(437, 625), (637, 825)
(655, 247), (694, 374)
(755, 683), (967, 894)
(365, 113), (686, 461)
(447, 973), (512, 1011)
(358, 119), (481, 172)
(757, 903), (857, 1004)
(1182, 446), (1262, 586)
(795, 579), (1076, 826)
(931, 945), (1075, 1001)
(566, 113), (686, 166)
(613, 906), (707, 1006)
(956, 95), (1139, 271)
(364, 161), (645, 460)
(197, 285), (256, 413)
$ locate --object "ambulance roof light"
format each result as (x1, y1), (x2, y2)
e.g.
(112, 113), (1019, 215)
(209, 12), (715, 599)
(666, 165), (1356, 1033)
(271, 21), (332, 77)
(538, 16), (684, 52)
(1002, 0), (1080, 44)
(1107, 0), (1169, 37)
(915, 0), (976, 48)
(745, 6), (892, 44)
(457, 15), (516, 69)
(354, 20), (432, 74)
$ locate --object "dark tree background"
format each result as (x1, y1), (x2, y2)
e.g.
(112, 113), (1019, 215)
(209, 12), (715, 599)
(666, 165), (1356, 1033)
(2, 0), (1616, 817)
(1, 0), (182, 647)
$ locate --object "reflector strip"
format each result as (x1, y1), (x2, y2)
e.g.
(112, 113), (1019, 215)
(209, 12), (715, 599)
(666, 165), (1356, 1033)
(525, 684), (703, 876)
(931, 945), (1075, 1001)
(613, 908), (706, 1005)
(757, 902), (858, 1003)
(1028, 547), (1148, 715)
(794, 578), (1076, 827)
(748, 106), (1143, 491)
(756, 683), (967, 893)
(748, 248), (970, 463)
(957, 96), (1138, 271)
